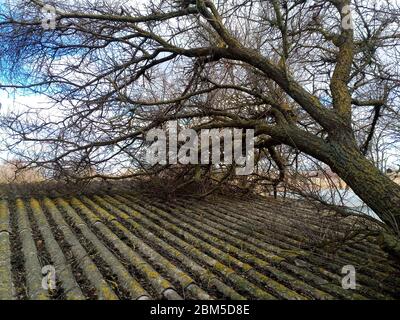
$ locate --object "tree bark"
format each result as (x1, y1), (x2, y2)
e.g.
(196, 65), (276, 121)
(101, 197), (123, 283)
(327, 136), (400, 237)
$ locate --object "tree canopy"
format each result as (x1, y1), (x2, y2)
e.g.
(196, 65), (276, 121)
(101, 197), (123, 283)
(0, 0), (400, 236)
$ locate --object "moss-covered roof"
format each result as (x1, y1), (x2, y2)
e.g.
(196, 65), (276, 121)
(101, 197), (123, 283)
(0, 187), (399, 300)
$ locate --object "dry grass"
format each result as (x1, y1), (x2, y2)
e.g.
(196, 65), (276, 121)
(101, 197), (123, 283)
(0, 163), (43, 184)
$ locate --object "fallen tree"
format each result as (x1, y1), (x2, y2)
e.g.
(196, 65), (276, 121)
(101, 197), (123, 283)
(0, 0), (399, 239)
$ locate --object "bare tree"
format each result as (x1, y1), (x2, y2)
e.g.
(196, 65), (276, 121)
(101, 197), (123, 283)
(1, 0), (400, 237)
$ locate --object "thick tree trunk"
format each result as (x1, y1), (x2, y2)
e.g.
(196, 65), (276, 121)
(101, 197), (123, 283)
(327, 137), (400, 237)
